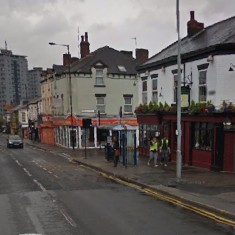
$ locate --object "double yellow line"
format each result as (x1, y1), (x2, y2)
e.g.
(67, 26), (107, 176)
(99, 172), (235, 227)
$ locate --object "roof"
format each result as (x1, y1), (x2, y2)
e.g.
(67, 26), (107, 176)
(70, 46), (137, 75)
(53, 64), (66, 75)
(139, 15), (235, 69)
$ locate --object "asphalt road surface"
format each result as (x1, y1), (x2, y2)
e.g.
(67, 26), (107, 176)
(0, 135), (233, 235)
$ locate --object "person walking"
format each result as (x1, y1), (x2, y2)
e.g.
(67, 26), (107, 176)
(112, 136), (120, 167)
(160, 136), (170, 167)
(148, 136), (159, 167)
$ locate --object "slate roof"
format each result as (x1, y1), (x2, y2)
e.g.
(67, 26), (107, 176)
(139, 15), (235, 69)
(70, 46), (137, 75)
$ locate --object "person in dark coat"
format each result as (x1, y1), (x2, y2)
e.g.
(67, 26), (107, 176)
(112, 136), (120, 167)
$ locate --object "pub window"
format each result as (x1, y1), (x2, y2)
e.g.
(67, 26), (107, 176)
(139, 124), (159, 147)
(194, 122), (213, 151)
(199, 70), (207, 102)
(152, 78), (158, 103)
(173, 74), (178, 103)
(142, 80), (147, 104)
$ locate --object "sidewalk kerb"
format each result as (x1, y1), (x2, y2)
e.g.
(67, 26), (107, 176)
(72, 158), (235, 224)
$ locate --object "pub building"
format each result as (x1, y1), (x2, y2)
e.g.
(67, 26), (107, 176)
(136, 12), (235, 172)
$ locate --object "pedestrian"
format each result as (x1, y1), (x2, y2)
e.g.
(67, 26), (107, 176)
(160, 136), (171, 166)
(148, 136), (159, 167)
(112, 136), (120, 167)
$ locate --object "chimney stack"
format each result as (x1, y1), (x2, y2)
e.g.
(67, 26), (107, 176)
(63, 53), (71, 66)
(187, 11), (204, 37)
(80, 32), (90, 58)
(136, 48), (149, 65)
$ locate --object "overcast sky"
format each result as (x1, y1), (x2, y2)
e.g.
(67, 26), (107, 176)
(1, 0), (235, 69)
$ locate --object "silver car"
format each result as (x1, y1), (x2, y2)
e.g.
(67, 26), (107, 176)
(7, 135), (24, 148)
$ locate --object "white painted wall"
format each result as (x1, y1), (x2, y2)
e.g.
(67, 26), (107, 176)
(138, 54), (235, 109)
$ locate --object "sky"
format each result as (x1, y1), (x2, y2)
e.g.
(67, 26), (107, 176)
(1, 0), (235, 69)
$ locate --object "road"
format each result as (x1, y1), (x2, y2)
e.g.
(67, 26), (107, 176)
(0, 135), (233, 235)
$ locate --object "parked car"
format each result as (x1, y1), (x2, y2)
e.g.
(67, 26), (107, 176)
(7, 135), (24, 148)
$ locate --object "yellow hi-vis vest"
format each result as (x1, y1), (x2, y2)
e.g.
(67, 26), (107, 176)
(150, 142), (158, 151)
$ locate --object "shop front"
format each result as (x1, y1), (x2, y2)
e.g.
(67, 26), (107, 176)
(54, 115), (79, 149)
(136, 112), (235, 172)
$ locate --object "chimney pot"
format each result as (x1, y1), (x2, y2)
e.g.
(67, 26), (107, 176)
(85, 32), (88, 42)
(190, 11), (195, 20)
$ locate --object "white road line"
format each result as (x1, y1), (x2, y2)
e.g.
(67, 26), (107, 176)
(23, 168), (32, 177)
(48, 171), (53, 174)
(62, 153), (70, 157)
(54, 175), (59, 178)
(15, 160), (22, 167)
(43, 167), (47, 171)
(33, 179), (46, 192)
(60, 209), (76, 227)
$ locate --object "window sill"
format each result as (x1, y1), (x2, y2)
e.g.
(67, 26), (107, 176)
(94, 85), (106, 87)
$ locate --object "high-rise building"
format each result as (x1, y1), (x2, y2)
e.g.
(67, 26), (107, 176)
(27, 67), (42, 100)
(0, 49), (28, 116)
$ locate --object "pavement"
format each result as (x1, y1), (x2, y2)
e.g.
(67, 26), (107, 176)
(24, 139), (235, 226)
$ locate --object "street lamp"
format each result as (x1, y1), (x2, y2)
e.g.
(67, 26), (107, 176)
(49, 42), (75, 150)
(176, 0), (182, 180)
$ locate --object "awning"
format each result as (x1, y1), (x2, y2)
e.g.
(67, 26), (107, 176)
(98, 123), (137, 131)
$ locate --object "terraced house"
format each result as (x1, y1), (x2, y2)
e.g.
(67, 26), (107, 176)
(40, 32), (147, 149)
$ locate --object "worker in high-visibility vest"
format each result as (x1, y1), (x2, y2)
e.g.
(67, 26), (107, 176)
(148, 136), (159, 167)
(160, 136), (171, 166)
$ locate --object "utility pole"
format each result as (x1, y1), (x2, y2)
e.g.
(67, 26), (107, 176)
(176, 0), (182, 180)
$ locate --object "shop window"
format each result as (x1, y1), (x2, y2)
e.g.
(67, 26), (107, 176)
(139, 124), (159, 147)
(194, 122), (213, 151)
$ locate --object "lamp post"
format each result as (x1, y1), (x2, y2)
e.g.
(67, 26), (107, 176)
(49, 42), (75, 150)
(176, 0), (182, 180)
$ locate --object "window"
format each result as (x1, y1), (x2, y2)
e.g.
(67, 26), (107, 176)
(139, 124), (159, 147)
(142, 80), (147, 104)
(173, 74), (178, 103)
(193, 122), (213, 151)
(199, 70), (207, 102)
(152, 78), (158, 102)
(96, 97), (105, 113)
(22, 112), (26, 122)
(123, 96), (132, 113)
(95, 69), (104, 85)
(118, 65), (127, 72)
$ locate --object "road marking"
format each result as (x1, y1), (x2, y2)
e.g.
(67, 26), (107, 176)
(60, 209), (76, 227)
(43, 167), (47, 171)
(23, 168), (32, 177)
(54, 174), (59, 178)
(19, 234), (42, 235)
(15, 160), (22, 167)
(33, 179), (46, 192)
(62, 153), (70, 157)
(78, 163), (235, 227)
